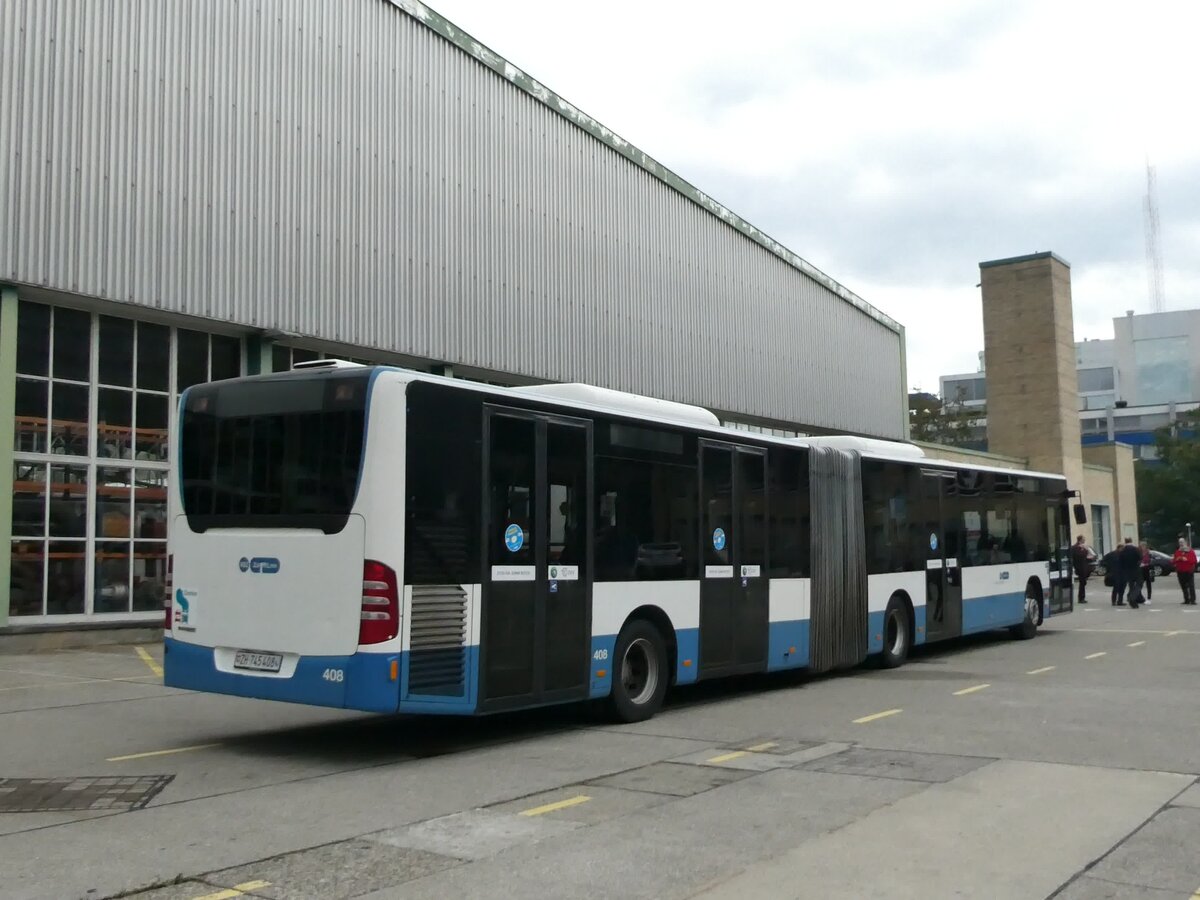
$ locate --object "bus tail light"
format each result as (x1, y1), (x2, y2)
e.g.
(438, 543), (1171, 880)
(360, 560), (399, 645)
(164, 554), (174, 631)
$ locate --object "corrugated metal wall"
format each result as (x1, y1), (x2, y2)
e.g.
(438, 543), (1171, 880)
(0, 0), (905, 437)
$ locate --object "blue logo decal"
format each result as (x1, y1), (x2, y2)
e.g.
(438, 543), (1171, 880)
(712, 528), (726, 551)
(504, 523), (524, 553)
(248, 557), (281, 574)
(929, 533), (939, 552)
(239, 557), (250, 572)
(175, 588), (190, 626)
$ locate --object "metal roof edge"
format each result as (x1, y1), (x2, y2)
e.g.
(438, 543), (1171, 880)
(383, 0), (902, 336)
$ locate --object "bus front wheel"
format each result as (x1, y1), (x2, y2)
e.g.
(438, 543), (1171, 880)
(608, 620), (669, 723)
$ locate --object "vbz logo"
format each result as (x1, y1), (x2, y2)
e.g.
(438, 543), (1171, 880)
(239, 556), (281, 574)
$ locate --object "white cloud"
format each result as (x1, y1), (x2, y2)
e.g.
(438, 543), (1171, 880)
(428, 0), (1200, 395)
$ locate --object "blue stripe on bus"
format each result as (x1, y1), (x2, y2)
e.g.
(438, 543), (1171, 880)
(164, 638), (401, 713)
(767, 619), (809, 670)
(961, 590), (1026, 633)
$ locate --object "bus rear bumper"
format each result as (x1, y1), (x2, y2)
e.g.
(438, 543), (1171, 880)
(163, 637), (400, 713)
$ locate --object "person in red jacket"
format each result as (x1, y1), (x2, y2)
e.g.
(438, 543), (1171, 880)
(1174, 538), (1198, 605)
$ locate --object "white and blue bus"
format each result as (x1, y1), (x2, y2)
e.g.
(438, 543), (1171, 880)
(164, 363), (1077, 722)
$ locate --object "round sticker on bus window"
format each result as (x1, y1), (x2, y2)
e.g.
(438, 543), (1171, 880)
(929, 532), (939, 552)
(712, 528), (726, 551)
(504, 523), (524, 553)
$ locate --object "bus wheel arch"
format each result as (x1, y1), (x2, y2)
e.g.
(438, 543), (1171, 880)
(619, 606), (678, 685)
(608, 608), (674, 723)
(880, 592), (913, 669)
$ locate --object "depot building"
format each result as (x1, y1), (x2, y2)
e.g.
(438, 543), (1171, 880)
(0, 0), (907, 628)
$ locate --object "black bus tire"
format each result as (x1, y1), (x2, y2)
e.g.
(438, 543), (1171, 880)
(607, 620), (669, 723)
(879, 596), (911, 669)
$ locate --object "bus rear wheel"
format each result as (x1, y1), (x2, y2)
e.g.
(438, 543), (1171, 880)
(880, 597), (910, 669)
(607, 620), (668, 723)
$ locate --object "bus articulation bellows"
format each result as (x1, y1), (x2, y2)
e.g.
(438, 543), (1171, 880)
(164, 364), (1076, 722)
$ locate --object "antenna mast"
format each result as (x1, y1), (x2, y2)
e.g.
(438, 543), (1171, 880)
(1144, 161), (1166, 313)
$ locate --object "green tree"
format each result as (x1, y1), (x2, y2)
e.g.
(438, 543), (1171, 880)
(908, 389), (979, 446)
(1136, 408), (1200, 548)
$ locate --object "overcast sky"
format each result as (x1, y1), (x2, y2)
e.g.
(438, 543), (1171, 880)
(427, 0), (1200, 395)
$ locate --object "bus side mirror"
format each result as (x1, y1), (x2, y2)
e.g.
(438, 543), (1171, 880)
(1073, 504), (1087, 525)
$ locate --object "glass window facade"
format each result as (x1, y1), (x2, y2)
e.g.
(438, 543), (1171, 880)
(943, 378), (986, 403)
(9, 301), (243, 619)
(1134, 337), (1189, 404)
(1077, 367), (1115, 393)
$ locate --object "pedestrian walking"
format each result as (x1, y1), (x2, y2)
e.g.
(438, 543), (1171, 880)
(1139, 540), (1154, 603)
(1174, 538), (1198, 605)
(1118, 538), (1143, 608)
(1069, 535), (1091, 604)
(1103, 547), (1124, 605)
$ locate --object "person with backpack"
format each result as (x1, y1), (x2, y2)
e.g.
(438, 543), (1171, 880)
(1174, 538), (1198, 605)
(1103, 546), (1123, 606)
(1118, 538), (1143, 608)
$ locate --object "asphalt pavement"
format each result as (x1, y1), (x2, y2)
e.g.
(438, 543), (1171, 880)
(2, 582), (1200, 899)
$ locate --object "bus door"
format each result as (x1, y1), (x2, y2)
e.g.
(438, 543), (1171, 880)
(481, 408), (593, 711)
(922, 470), (962, 641)
(698, 442), (769, 676)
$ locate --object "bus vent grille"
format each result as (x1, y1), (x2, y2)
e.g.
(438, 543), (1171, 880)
(407, 585), (468, 697)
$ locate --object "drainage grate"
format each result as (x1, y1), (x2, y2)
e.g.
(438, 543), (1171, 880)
(0, 775), (173, 812)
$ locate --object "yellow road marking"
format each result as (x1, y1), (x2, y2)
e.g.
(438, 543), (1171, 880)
(1085, 652), (1107, 660)
(135, 645), (164, 677)
(519, 795), (590, 817)
(1026, 666), (1055, 675)
(193, 882), (272, 900)
(953, 683), (990, 696)
(107, 743), (221, 762)
(744, 741), (778, 752)
(853, 708), (902, 724)
(1127, 640), (1146, 647)
(707, 750), (749, 764)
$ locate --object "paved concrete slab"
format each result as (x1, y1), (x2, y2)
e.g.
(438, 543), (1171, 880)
(586, 761), (753, 796)
(355, 769), (922, 899)
(1054, 876), (1181, 899)
(796, 746), (993, 783)
(486, 784), (666, 824)
(778, 741), (852, 765)
(205, 838), (460, 899)
(696, 760), (1192, 900)
(368, 808), (580, 861)
(118, 880), (242, 900)
(1170, 782), (1200, 808)
(1086, 806), (1200, 895)
(669, 747), (792, 772)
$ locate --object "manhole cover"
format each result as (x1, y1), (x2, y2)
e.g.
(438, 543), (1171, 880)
(0, 775), (173, 812)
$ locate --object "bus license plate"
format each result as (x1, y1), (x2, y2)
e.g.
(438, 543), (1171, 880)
(233, 651), (283, 673)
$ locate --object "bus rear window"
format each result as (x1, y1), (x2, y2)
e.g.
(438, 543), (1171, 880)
(180, 372), (370, 533)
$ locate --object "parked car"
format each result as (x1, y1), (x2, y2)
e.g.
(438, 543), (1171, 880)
(1148, 549), (1175, 577)
(1097, 548), (1174, 583)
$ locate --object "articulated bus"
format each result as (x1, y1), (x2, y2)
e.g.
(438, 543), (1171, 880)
(164, 363), (1077, 722)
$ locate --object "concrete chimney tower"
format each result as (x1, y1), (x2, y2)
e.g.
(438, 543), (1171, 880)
(979, 252), (1084, 496)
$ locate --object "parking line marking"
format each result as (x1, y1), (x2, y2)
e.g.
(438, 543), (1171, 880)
(744, 741), (778, 752)
(1026, 666), (1055, 675)
(1085, 652), (1107, 660)
(1166, 630), (1183, 637)
(953, 683), (990, 696)
(519, 795), (590, 816)
(193, 882), (272, 900)
(135, 646), (164, 678)
(107, 743), (221, 762)
(707, 750), (749, 764)
(1127, 640), (1146, 647)
(854, 708), (902, 724)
